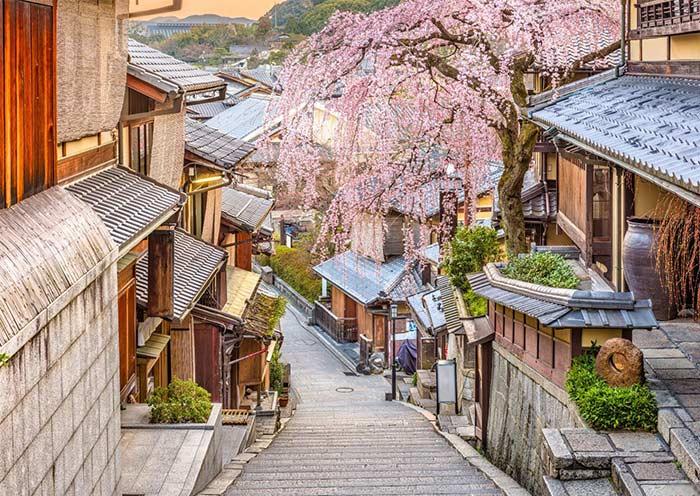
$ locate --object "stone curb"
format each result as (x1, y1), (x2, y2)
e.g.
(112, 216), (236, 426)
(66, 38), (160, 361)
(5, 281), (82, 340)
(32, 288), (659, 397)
(397, 401), (531, 496)
(196, 416), (294, 495)
(286, 304), (359, 376)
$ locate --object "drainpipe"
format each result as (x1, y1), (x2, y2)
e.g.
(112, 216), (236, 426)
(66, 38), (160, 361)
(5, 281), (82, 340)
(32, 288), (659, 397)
(620, 0), (627, 67)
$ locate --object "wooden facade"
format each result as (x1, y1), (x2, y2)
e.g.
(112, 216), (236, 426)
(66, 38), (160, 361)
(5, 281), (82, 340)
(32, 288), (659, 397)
(1, 0), (57, 208)
(118, 260), (138, 401)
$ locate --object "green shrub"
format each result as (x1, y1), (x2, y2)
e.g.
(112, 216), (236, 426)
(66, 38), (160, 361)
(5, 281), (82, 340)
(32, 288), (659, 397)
(148, 379), (212, 424)
(256, 253), (271, 266)
(0, 353), (8, 367)
(269, 344), (285, 395)
(443, 226), (500, 291)
(464, 288), (488, 317)
(443, 226), (500, 317)
(566, 352), (657, 431)
(501, 252), (580, 289)
(270, 245), (322, 302)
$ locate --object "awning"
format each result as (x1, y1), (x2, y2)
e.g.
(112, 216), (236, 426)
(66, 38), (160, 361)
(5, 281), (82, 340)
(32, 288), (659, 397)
(243, 290), (284, 339)
(136, 229), (227, 321)
(222, 267), (261, 319)
(66, 166), (185, 253)
(137, 333), (170, 359)
(221, 185), (275, 233)
(185, 118), (256, 171)
(529, 74), (700, 201)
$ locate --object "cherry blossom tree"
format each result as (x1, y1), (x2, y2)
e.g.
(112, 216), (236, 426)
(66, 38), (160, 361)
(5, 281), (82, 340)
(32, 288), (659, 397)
(272, 0), (620, 255)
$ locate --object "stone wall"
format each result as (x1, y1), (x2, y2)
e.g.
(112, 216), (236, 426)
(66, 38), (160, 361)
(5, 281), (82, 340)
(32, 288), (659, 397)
(486, 342), (584, 496)
(57, 0), (129, 142)
(0, 267), (120, 495)
(150, 110), (186, 190)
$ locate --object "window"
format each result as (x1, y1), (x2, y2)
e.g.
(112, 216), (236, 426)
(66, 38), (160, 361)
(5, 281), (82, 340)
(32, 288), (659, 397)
(129, 121), (154, 176)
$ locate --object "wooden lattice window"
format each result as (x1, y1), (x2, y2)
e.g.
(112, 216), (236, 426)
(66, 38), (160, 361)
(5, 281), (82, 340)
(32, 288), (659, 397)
(129, 121), (154, 177)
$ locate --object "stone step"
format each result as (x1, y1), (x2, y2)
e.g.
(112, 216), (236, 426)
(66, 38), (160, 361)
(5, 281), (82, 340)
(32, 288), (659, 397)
(612, 458), (699, 496)
(544, 476), (620, 496)
(237, 467), (483, 478)
(668, 427), (700, 485)
(417, 370), (437, 399)
(231, 475), (495, 489)
(226, 483), (503, 495)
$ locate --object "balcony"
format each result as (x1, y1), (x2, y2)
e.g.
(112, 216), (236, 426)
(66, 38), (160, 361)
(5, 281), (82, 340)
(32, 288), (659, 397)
(313, 299), (358, 343)
(633, 0), (700, 38)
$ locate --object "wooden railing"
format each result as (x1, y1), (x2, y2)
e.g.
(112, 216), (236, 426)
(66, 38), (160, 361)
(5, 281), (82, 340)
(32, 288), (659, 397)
(636, 0), (700, 33)
(313, 301), (358, 343)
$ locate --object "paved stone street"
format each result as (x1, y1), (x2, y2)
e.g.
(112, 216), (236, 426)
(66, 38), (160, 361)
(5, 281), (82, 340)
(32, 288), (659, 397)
(225, 306), (504, 495)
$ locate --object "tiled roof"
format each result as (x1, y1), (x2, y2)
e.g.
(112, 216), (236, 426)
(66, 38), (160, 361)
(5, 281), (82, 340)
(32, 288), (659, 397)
(205, 95), (279, 141)
(314, 251), (423, 305)
(493, 169), (556, 221)
(66, 166), (184, 249)
(128, 39), (226, 93)
(467, 265), (658, 329)
(187, 101), (234, 120)
(136, 229), (227, 320)
(407, 289), (444, 333)
(222, 266), (261, 319)
(221, 185), (274, 232)
(437, 276), (462, 333)
(420, 243), (440, 266)
(240, 67), (280, 89)
(530, 75), (700, 196)
(185, 118), (256, 171)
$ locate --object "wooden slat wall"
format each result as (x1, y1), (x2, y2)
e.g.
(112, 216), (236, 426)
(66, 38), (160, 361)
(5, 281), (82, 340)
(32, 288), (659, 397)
(235, 231), (253, 271)
(170, 316), (196, 381)
(194, 323), (221, 403)
(558, 157), (587, 233)
(1, 0), (57, 208)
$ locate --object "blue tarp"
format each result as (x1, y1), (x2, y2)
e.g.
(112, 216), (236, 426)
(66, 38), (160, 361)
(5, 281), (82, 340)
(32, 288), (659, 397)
(397, 340), (417, 375)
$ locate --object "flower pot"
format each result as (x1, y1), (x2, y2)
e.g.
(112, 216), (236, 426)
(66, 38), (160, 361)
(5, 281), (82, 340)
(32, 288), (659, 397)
(278, 394), (289, 407)
(623, 218), (674, 320)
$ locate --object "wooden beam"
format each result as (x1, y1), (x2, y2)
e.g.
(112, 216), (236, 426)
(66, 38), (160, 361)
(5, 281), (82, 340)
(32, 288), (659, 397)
(627, 61), (700, 79)
(57, 142), (116, 184)
(126, 73), (169, 104)
(148, 226), (175, 319)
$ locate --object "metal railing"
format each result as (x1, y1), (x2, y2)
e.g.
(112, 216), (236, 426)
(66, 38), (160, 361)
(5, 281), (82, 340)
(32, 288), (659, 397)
(313, 301), (358, 343)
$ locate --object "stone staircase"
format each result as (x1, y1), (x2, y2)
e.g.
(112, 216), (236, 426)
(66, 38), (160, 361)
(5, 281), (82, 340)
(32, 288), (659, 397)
(541, 428), (698, 495)
(408, 369), (438, 412)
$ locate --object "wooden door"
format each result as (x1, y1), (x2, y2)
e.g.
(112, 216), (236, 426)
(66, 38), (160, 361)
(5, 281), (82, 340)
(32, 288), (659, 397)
(194, 323), (222, 403)
(1, 0), (57, 208)
(118, 269), (137, 401)
(235, 231), (253, 271)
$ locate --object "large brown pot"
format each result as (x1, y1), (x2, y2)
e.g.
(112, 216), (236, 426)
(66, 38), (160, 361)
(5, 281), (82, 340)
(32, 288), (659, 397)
(623, 218), (674, 320)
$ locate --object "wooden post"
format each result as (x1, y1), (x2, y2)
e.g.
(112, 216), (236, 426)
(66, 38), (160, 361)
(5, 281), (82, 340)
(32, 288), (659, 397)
(148, 226), (175, 318)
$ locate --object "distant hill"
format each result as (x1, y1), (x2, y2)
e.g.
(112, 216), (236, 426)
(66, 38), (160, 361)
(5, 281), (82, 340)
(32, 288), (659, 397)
(144, 14), (256, 26)
(266, 0), (399, 35)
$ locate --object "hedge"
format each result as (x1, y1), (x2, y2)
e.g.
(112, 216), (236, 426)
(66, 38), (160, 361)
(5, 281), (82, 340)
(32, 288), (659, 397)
(148, 379), (212, 424)
(267, 246), (322, 302)
(566, 351), (657, 431)
(502, 252), (580, 289)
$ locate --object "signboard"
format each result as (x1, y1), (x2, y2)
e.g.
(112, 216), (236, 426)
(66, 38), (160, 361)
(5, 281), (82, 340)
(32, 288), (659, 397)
(435, 359), (458, 414)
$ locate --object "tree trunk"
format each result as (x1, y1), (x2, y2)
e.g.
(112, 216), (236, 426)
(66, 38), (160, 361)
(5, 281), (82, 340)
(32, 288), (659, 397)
(498, 121), (539, 255)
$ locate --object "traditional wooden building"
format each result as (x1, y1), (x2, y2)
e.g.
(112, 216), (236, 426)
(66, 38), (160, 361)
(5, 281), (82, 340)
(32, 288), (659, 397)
(527, 1), (700, 317)
(220, 184), (275, 271)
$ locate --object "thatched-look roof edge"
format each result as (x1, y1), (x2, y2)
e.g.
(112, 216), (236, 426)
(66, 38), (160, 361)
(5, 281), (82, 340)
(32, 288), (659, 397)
(0, 188), (119, 358)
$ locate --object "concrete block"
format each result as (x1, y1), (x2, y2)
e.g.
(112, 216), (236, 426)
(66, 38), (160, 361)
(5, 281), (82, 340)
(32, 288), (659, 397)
(639, 482), (698, 495)
(98, 378), (114, 430)
(51, 398), (74, 458)
(562, 429), (614, 452)
(63, 427), (85, 487)
(658, 408), (685, 444)
(61, 338), (84, 394)
(669, 427), (700, 482)
(82, 402), (101, 455)
(24, 334), (47, 391)
(608, 432), (665, 453)
(0, 455), (28, 496)
(543, 429), (575, 470)
(39, 361), (63, 427)
(72, 376), (88, 432)
(91, 429), (109, 478)
(0, 413), (14, 479)
(25, 423), (54, 494)
(47, 311), (72, 367)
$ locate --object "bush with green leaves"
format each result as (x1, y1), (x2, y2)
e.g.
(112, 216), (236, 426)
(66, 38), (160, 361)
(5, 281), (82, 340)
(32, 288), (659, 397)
(501, 252), (580, 289)
(443, 226), (500, 316)
(269, 245), (322, 302)
(566, 351), (657, 431)
(269, 344), (285, 395)
(148, 379), (212, 424)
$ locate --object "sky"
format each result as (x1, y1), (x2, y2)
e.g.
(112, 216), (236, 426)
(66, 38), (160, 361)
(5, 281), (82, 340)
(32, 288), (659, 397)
(139, 0), (284, 20)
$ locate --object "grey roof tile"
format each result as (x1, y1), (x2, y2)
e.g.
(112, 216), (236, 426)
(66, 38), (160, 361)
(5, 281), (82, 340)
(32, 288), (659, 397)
(531, 75), (700, 195)
(437, 276), (462, 333)
(185, 118), (256, 171)
(187, 101), (234, 120)
(66, 167), (184, 248)
(128, 39), (225, 93)
(205, 95), (278, 141)
(135, 229), (227, 320)
(314, 251), (423, 305)
(220, 185), (274, 233)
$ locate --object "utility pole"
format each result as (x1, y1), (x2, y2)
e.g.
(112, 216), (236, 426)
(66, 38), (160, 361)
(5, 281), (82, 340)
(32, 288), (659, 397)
(390, 303), (398, 400)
